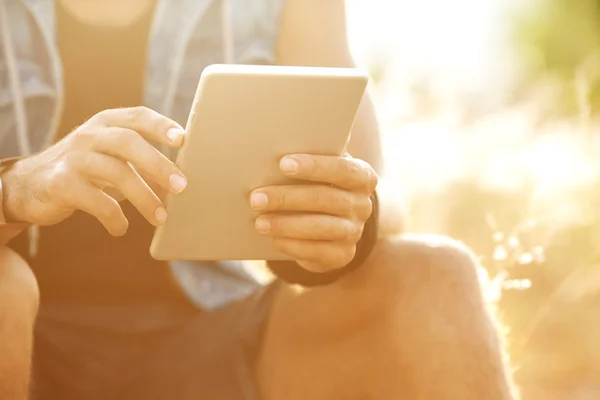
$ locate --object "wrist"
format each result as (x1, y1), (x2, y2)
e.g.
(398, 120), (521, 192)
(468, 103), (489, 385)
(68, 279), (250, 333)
(0, 160), (29, 245)
(0, 158), (28, 224)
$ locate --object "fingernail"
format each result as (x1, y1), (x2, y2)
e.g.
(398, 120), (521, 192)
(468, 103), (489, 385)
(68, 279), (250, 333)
(166, 128), (184, 143)
(169, 174), (187, 193)
(250, 192), (268, 209)
(255, 217), (271, 234)
(155, 207), (168, 224)
(348, 162), (360, 174)
(280, 157), (299, 174)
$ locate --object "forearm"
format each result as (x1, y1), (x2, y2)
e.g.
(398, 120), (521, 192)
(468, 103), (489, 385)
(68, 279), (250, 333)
(347, 92), (384, 173)
(375, 178), (405, 238)
(348, 96), (404, 238)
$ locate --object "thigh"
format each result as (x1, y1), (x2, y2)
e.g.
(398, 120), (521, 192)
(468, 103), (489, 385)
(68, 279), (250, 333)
(120, 282), (280, 400)
(31, 282), (279, 400)
(0, 247), (38, 400)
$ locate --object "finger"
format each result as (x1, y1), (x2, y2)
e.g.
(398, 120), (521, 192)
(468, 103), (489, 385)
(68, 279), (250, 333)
(103, 187), (126, 202)
(138, 169), (169, 202)
(58, 178), (129, 236)
(89, 127), (187, 194)
(255, 213), (361, 242)
(250, 185), (372, 220)
(279, 154), (378, 193)
(267, 238), (355, 272)
(94, 106), (185, 147)
(75, 152), (167, 226)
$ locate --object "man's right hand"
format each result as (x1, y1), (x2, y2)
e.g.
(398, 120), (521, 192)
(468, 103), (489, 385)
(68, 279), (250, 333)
(1, 106), (187, 236)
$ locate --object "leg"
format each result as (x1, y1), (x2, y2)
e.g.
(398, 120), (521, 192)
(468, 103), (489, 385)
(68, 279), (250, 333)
(0, 246), (39, 400)
(256, 234), (519, 399)
(116, 282), (279, 400)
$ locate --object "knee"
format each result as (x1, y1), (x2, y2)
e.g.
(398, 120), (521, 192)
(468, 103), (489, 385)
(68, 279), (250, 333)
(271, 235), (486, 343)
(379, 233), (480, 284)
(0, 246), (39, 321)
(352, 234), (484, 308)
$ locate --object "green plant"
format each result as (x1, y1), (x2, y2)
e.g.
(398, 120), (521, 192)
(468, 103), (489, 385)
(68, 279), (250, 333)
(512, 0), (600, 116)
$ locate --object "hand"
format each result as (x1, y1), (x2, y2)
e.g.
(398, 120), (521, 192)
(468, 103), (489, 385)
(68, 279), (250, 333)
(2, 107), (187, 236)
(249, 154), (378, 272)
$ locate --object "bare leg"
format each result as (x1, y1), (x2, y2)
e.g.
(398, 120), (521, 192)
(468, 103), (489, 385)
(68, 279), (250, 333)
(257, 234), (518, 400)
(0, 246), (39, 400)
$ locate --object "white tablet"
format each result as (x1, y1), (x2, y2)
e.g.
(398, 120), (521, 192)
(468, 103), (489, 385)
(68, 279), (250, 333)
(150, 64), (368, 261)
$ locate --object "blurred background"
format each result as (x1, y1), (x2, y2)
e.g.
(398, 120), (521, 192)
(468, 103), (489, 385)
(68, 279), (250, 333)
(345, 0), (600, 398)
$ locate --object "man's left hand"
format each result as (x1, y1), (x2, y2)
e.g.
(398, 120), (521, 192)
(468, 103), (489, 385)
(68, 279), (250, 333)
(249, 154), (378, 273)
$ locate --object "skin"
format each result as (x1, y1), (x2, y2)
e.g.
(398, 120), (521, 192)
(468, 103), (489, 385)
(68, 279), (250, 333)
(258, 1), (516, 398)
(2, 0), (393, 272)
(56, 0), (155, 27)
(0, 0), (517, 399)
(3, 108), (186, 234)
(0, 247), (38, 400)
(1, 107), (377, 273)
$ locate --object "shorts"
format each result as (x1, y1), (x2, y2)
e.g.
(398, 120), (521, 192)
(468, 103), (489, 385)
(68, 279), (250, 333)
(30, 282), (280, 400)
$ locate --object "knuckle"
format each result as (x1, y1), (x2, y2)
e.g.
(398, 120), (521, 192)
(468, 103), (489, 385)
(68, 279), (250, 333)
(117, 129), (139, 151)
(125, 106), (149, 122)
(99, 200), (122, 221)
(304, 156), (319, 176)
(334, 219), (351, 239)
(341, 244), (357, 266)
(151, 157), (171, 178)
(338, 191), (356, 215)
(307, 217), (321, 235)
(358, 196), (373, 220)
(75, 150), (96, 169)
(365, 168), (379, 193)
(47, 161), (72, 193)
(307, 186), (324, 207)
(70, 127), (96, 145)
(348, 223), (364, 242)
(130, 105), (149, 118)
(275, 217), (290, 236)
(94, 108), (114, 120)
(104, 159), (126, 180)
(336, 219), (351, 239)
(273, 187), (286, 209)
(345, 158), (361, 175)
(86, 112), (105, 126)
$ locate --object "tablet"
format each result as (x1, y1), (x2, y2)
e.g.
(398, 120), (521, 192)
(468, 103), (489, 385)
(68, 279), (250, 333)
(150, 64), (369, 261)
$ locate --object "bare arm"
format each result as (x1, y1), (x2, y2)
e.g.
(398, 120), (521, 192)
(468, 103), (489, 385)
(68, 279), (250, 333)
(275, 0), (404, 235)
(0, 160), (28, 245)
(275, 0), (383, 172)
